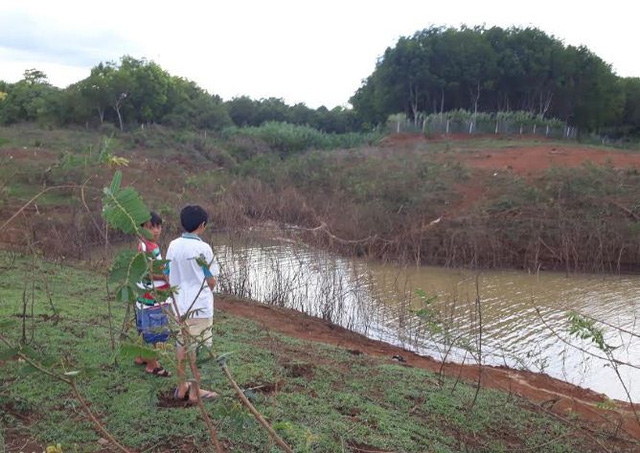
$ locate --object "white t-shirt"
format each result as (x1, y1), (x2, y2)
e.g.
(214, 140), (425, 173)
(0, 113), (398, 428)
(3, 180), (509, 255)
(166, 233), (220, 319)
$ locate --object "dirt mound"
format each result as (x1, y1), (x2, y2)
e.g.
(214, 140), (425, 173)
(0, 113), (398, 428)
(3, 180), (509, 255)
(217, 295), (640, 443)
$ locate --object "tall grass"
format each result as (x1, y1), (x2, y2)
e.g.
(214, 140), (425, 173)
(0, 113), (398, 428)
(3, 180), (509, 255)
(221, 121), (383, 156)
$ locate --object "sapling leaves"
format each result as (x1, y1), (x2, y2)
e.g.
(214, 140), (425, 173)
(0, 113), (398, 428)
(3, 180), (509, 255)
(109, 169), (122, 193)
(102, 170), (150, 235)
(119, 343), (158, 361)
(567, 311), (616, 353)
(109, 250), (147, 303)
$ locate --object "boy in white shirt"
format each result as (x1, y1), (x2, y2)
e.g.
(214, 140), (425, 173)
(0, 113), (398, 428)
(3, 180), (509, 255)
(166, 205), (220, 402)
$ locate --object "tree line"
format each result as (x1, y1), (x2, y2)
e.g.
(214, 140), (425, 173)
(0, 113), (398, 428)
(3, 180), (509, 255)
(351, 26), (640, 137)
(0, 58), (361, 134)
(1, 25), (640, 137)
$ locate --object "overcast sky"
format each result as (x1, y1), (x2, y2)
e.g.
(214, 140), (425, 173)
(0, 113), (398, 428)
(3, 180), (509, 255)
(1, 1), (637, 109)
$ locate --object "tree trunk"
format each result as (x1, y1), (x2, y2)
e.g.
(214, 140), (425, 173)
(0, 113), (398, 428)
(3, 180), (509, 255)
(114, 93), (127, 132)
(115, 105), (124, 132)
(409, 82), (419, 124)
(469, 82), (481, 135)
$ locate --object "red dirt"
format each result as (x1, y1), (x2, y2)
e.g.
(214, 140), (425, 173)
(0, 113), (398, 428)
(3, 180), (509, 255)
(381, 133), (640, 219)
(217, 295), (640, 443)
(459, 145), (640, 176)
(384, 133), (640, 177)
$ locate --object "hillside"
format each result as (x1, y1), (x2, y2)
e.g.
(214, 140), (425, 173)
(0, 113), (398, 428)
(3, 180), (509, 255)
(3, 126), (640, 272)
(2, 126), (640, 450)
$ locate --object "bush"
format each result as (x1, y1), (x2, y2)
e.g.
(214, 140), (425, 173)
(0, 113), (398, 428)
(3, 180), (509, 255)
(221, 122), (383, 157)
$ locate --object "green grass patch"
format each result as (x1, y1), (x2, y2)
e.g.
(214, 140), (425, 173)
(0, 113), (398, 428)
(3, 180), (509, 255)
(0, 125), (113, 153)
(0, 251), (633, 452)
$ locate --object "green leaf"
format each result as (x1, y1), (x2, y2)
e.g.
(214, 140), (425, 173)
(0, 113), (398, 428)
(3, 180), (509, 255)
(151, 258), (169, 274)
(110, 170), (122, 194)
(272, 421), (293, 431)
(109, 250), (147, 287)
(119, 343), (158, 361)
(102, 173), (150, 235)
(116, 285), (136, 303)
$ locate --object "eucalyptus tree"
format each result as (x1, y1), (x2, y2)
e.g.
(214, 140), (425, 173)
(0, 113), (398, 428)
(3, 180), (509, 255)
(618, 77), (640, 135)
(255, 97), (289, 124)
(314, 106), (361, 133)
(350, 74), (386, 127)
(288, 102), (316, 126)
(54, 82), (93, 126)
(554, 45), (623, 132)
(483, 26), (563, 116)
(350, 25), (623, 133)
(438, 26), (498, 129)
(191, 93), (232, 131)
(351, 26), (499, 125)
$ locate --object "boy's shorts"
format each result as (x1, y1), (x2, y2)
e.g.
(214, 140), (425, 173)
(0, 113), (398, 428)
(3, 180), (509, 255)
(177, 317), (213, 348)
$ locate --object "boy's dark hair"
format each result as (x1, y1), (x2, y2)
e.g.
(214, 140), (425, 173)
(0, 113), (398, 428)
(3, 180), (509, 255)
(149, 211), (162, 226)
(180, 205), (208, 233)
(141, 211), (163, 227)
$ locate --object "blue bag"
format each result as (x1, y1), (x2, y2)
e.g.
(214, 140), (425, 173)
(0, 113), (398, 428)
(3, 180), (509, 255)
(135, 304), (170, 344)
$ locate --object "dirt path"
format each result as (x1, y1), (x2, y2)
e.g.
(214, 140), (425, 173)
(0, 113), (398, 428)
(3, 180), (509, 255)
(217, 295), (640, 443)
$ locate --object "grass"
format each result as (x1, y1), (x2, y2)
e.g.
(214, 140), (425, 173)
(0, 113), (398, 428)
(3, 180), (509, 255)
(0, 251), (635, 453)
(0, 125), (120, 153)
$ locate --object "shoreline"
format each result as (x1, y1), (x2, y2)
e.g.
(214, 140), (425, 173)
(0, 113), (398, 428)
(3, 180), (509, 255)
(216, 294), (640, 442)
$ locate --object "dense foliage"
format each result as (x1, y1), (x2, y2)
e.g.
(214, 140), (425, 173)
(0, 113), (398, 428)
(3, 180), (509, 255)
(1, 26), (640, 137)
(0, 58), (362, 134)
(351, 26), (636, 135)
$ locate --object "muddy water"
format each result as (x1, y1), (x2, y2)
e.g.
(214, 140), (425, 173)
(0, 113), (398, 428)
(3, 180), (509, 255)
(213, 234), (640, 402)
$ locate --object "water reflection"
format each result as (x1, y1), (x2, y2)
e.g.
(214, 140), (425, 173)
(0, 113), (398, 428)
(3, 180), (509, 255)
(213, 233), (640, 402)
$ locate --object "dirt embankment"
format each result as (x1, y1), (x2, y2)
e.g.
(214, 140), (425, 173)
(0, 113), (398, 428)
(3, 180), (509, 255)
(386, 133), (640, 215)
(217, 295), (640, 443)
(386, 133), (640, 174)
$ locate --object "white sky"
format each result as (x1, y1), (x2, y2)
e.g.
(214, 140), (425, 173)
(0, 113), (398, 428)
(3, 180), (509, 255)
(0, 0), (637, 109)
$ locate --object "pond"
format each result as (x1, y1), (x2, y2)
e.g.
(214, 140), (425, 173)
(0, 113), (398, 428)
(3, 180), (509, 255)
(212, 232), (640, 403)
